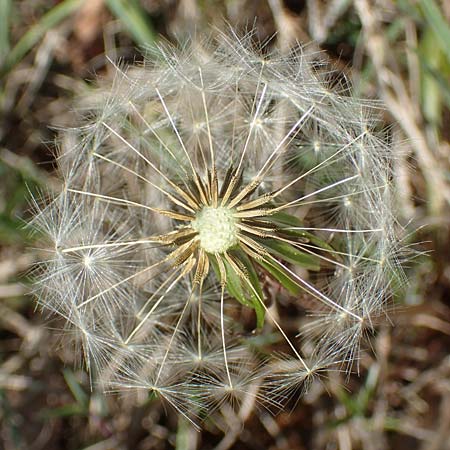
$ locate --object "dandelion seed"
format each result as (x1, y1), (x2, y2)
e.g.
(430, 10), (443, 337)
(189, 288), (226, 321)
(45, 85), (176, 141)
(31, 30), (406, 422)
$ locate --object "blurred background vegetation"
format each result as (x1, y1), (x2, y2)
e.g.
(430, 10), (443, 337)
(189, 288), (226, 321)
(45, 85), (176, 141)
(0, 1), (449, 449)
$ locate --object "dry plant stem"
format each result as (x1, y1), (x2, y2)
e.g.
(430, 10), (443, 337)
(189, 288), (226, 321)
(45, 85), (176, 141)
(420, 394), (450, 450)
(404, 20), (420, 107)
(212, 383), (260, 450)
(268, 0), (312, 51)
(354, 0), (450, 215)
(306, 0), (351, 43)
(0, 284), (26, 297)
(393, 132), (415, 219)
(0, 303), (37, 340)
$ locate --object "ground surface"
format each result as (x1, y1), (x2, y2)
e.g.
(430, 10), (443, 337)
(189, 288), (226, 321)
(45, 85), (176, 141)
(1, 1), (450, 449)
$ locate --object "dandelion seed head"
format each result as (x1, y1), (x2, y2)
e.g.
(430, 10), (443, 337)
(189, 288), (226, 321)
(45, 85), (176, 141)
(29, 29), (408, 423)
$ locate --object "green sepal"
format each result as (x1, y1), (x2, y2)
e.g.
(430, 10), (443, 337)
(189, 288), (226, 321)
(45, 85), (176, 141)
(268, 211), (337, 256)
(234, 250), (265, 329)
(257, 257), (302, 296)
(262, 238), (320, 271)
(211, 252), (265, 329)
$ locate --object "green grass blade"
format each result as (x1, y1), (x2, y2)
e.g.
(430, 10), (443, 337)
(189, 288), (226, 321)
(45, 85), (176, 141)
(421, 60), (450, 110)
(40, 403), (86, 419)
(0, 213), (29, 244)
(105, 0), (156, 48)
(419, 0), (450, 63)
(419, 28), (445, 125)
(63, 369), (89, 410)
(0, 0), (83, 77)
(0, 0), (11, 66)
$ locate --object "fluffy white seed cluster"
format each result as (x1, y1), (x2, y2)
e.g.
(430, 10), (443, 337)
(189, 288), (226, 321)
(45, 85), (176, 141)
(31, 31), (405, 423)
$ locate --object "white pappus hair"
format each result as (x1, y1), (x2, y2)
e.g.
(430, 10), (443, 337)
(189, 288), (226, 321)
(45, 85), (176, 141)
(30, 30), (406, 424)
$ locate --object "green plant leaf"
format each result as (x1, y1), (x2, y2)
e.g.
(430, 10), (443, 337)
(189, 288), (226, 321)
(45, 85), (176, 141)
(63, 369), (89, 410)
(105, 0), (156, 48)
(420, 61), (450, 110)
(419, 28), (445, 124)
(0, 0), (11, 66)
(40, 403), (86, 419)
(419, 0), (450, 63)
(0, 0), (83, 77)
(0, 213), (29, 244)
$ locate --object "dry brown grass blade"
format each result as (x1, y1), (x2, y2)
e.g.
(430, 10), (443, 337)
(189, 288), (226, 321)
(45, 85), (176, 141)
(354, 0), (450, 215)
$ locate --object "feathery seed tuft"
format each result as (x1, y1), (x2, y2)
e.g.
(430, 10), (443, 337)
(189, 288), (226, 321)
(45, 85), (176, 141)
(30, 30), (407, 424)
